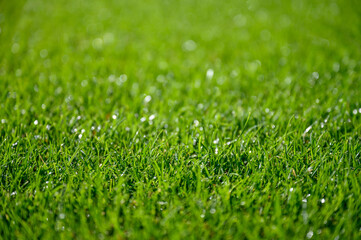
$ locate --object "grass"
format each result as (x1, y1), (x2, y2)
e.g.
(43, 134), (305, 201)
(0, 0), (361, 239)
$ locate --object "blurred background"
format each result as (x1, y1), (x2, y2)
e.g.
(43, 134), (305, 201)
(0, 0), (360, 121)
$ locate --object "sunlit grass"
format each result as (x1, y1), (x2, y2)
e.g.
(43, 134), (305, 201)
(0, 0), (361, 239)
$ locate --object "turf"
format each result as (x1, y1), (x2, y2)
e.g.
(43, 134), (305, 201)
(1, 0), (361, 239)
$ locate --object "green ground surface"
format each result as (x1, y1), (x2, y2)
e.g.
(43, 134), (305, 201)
(1, 0), (361, 239)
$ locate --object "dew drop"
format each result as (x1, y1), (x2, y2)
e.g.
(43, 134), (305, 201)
(149, 114), (155, 121)
(182, 40), (197, 52)
(40, 49), (48, 58)
(144, 95), (152, 103)
(303, 126), (312, 135)
(312, 72), (319, 79)
(206, 69), (214, 80)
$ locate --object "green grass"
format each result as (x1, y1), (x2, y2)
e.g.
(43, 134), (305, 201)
(1, 0), (361, 239)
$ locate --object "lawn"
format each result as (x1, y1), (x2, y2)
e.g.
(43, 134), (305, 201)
(0, 0), (361, 239)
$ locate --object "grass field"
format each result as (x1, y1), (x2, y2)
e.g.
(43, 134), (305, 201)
(1, 0), (361, 239)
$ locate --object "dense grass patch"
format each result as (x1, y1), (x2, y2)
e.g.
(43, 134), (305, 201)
(1, 0), (361, 239)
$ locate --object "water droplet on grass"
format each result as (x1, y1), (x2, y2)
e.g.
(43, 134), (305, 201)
(182, 40), (197, 51)
(11, 43), (20, 54)
(34, 120), (39, 125)
(206, 69), (214, 80)
(103, 32), (114, 44)
(303, 126), (312, 135)
(284, 76), (292, 84)
(144, 95), (152, 103)
(233, 14), (247, 27)
(40, 49), (48, 58)
(92, 38), (103, 49)
(307, 231), (313, 239)
(15, 69), (22, 77)
(149, 114), (155, 121)
(117, 74), (127, 86)
(312, 72), (319, 79)
(81, 80), (88, 87)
